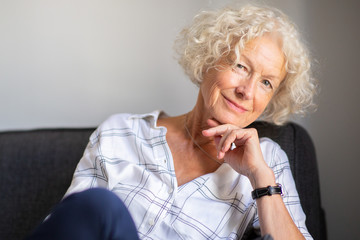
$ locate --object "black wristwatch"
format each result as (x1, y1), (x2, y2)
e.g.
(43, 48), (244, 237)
(251, 183), (282, 200)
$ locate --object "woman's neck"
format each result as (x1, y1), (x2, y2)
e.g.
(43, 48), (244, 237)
(157, 92), (215, 148)
(186, 93), (213, 143)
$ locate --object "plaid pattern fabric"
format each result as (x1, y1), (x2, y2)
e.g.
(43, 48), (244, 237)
(65, 111), (312, 240)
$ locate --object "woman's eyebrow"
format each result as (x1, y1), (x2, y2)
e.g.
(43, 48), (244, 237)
(238, 54), (253, 67)
(262, 74), (278, 80)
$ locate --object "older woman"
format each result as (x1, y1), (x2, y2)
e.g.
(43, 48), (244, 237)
(28, 4), (315, 240)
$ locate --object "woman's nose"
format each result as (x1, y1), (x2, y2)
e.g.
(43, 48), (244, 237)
(235, 76), (257, 100)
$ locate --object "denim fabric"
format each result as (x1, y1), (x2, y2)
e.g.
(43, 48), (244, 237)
(26, 188), (139, 240)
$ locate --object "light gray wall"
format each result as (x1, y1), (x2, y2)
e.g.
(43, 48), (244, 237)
(1, 0), (358, 239)
(305, 0), (360, 239)
(0, 0), (306, 130)
(0, 0), (201, 130)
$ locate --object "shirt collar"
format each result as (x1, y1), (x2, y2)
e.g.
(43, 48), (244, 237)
(128, 110), (167, 128)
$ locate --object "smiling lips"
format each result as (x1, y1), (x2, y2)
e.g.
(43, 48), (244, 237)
(223, 95), (249, 113)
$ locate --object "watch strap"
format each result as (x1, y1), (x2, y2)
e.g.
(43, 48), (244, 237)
(251, 183), (282, 200)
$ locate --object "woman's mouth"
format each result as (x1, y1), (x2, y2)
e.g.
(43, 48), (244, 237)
(223, 95), (248, 113)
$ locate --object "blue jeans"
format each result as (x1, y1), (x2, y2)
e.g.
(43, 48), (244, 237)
(26, 188), (139, 240)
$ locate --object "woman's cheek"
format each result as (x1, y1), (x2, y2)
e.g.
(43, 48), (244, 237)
(208, 85), (221, 108)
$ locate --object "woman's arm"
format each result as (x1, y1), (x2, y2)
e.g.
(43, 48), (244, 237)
(64, 129), (109, 198)
(202, 120), (306, 240)
(250, 167), (305, 240)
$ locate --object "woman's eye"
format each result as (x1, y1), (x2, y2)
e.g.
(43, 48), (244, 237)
(237, 64), (246, 70)
(262, 79), (272, 88)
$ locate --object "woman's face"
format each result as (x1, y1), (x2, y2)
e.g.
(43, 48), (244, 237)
(200, 34), (287, 128)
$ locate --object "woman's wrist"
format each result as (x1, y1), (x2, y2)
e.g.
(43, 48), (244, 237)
(249, 166), (276, 189)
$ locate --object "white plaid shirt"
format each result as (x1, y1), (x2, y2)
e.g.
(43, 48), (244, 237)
(65, 111), (312, 240)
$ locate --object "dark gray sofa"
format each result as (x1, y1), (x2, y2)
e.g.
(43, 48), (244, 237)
(0, 121), (327, 240)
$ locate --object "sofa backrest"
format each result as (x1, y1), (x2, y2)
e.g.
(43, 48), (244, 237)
(0, 128), (94, 240)
(0, 122), (326, 240)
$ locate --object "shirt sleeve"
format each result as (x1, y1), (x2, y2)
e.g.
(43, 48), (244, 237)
(63, 128), (110, 198)
(253, 138), (313, 240)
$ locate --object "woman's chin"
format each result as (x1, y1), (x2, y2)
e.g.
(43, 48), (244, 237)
(211, 113), (250, 127)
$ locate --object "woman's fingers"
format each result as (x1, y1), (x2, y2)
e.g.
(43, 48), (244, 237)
(203, 124), (232, 158)
(202, 123), (235, 137)
(202, 120), (267, 177)
(218, 130), (236, 153)
(219, 129), (253, 157)
(203, 122), (252, 159)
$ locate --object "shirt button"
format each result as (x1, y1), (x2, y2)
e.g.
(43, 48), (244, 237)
(163, 159), (167, 163)
(168, 188), (173, 194)
(148, 218), (155, 226)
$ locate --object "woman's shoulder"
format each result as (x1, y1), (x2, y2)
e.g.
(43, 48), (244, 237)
(259, 137), (280, 149)
(88, 110), (164, 144)
(97, 110), (163, 131)
(259, 137), (288, 167)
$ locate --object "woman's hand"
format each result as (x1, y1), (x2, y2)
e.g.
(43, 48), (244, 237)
(202, 119), (275, 188)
